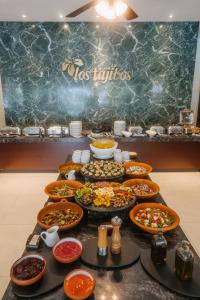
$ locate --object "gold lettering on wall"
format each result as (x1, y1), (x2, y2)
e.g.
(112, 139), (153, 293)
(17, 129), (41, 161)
(62, 58), (133, 83)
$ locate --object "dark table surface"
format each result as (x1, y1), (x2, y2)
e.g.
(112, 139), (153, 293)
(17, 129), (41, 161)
(3, 162), (200, 300)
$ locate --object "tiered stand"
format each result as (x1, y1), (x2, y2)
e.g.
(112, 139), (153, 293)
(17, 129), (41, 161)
(3, 155), (200, 300)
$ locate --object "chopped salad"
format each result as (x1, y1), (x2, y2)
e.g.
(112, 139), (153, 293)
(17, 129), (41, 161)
(134, 207), (174, 228)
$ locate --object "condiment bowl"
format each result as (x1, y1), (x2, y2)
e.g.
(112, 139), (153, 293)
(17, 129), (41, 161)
(64, 269), (95, 300)
(123, 161), (153, 178)
(37, 202), (84, 231)
(122, 131), (132, 137)
(123, 178), (160, 198)
(53, 237), (82, 264)
(129, 203), (180, 234)
(44, 180), (83, 200)
(58, 162), (82, 176)
(10, 254), (46, 286)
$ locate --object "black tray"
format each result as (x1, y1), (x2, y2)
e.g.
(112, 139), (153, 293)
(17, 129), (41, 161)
(81, 237), (140, 270)
(12, 248), (81, 298)
(74, 196), (136, 214)
(140, 248), (200, 298)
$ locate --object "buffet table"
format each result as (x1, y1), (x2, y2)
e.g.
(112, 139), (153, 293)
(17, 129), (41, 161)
(3, 156), (200, 300)
(0, 135), (200, 171)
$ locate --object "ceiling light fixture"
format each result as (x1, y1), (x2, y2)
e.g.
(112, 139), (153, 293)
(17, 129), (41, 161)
(95, 0), (128, 19)
(22, 14), (27, 19)
(59, 14), (64, 19)
(63, 23), (69, 30)
(169, 14), (173, 19)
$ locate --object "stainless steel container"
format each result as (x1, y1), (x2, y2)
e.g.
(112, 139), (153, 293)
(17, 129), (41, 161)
(46, 126), (62, 137)
(168, 126), (183, 135)
(150, 126), (165, 134)
(22, 127), (45, 137)
(0, 126), (21, 136)
(128, 126), (143, 135)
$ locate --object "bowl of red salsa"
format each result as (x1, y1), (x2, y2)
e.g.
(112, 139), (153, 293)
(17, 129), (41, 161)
(53, 237), (82, 264)
(64, 269), (95, 300)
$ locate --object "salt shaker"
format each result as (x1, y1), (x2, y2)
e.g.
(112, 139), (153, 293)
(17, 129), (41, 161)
(175, 240), (194, 280)
(111, 216), (122, 255)
(151, 231), (167, 265)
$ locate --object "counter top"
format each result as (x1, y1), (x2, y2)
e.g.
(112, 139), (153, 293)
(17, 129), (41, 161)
(0, 135), (200, 143)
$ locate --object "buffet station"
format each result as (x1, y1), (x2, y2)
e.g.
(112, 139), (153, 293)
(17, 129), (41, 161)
(3, 137), (200, 300)
(0, 114), (200, 172)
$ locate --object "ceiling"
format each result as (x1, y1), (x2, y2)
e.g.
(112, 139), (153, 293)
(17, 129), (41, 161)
(0, 0), (200, 22)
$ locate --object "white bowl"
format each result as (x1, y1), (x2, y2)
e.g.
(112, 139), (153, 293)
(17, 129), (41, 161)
(90, 142), (118, 159)
(122, 131), (132, 138)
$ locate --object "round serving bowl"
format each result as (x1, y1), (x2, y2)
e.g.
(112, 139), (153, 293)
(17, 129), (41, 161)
(58, 162), (82, 176)
(37, 201), (84, 231)
(10, 254), (46, 286)
(53, 237), (82, 264)
(123, 162), (152, 178)
(123, 178), (160, 199)
(44, 180), (83, 200)
(90, 142), (118, 159)
(64, 269), (95, 300)
(129, 202), (180, 234)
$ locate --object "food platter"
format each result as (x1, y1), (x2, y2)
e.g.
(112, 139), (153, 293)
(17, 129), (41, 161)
(74, 182), (136, 214)
(81, 160), (125, 181)
(75, 196), (136, 213)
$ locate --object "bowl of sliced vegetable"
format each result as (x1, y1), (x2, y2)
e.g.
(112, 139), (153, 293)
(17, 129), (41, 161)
(37, 202), (84, 231)
(123, 162), (152, 178)
(123, 178), (160, 199)
(44, 180), (83, 200)
(129, 203), (180, 234)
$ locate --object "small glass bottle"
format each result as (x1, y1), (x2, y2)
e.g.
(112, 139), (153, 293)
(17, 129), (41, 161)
(151, 231), (168, 265)
(175, 240), (194, 281)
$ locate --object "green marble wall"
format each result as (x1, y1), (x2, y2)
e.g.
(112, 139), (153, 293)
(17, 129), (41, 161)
(0, 22), (198, 128)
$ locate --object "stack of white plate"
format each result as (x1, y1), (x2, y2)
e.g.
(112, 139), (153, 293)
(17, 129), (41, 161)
(114, 121), (126, 136)
(69, 121), (82, 138)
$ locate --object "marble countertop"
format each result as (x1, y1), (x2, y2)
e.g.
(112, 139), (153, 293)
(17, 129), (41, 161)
(0, 135), (200, 143)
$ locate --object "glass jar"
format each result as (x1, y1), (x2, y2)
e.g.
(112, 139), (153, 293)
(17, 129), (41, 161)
(151, 231), (168, 265)
(175, 240), (194, 281)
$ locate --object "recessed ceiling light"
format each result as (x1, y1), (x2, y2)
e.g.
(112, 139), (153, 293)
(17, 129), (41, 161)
(159, 24), (163, 29)
(22, 14), (27, 19)
(169, 14), (173, 19)
(59, 14), (64, 19)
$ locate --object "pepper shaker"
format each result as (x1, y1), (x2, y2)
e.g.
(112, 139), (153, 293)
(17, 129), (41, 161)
(111, 216), (122, 255)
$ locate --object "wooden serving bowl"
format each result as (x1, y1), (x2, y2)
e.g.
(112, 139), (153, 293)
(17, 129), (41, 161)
(123, 161), (152, 178)
(44, 180), (83, 200)
(58, 162), (82, 175)
(37, 202), (84, 231)
(64, 269), (95, 300)
(53, 237), (82, 264)
(123, 178), (160, 199)
(10, 254), (46, 286)
(129, 202), (180, 234)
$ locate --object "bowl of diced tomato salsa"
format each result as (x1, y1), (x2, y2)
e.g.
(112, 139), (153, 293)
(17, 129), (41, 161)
(129, 203), (180, 234)
(53, 238), (82, 264)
